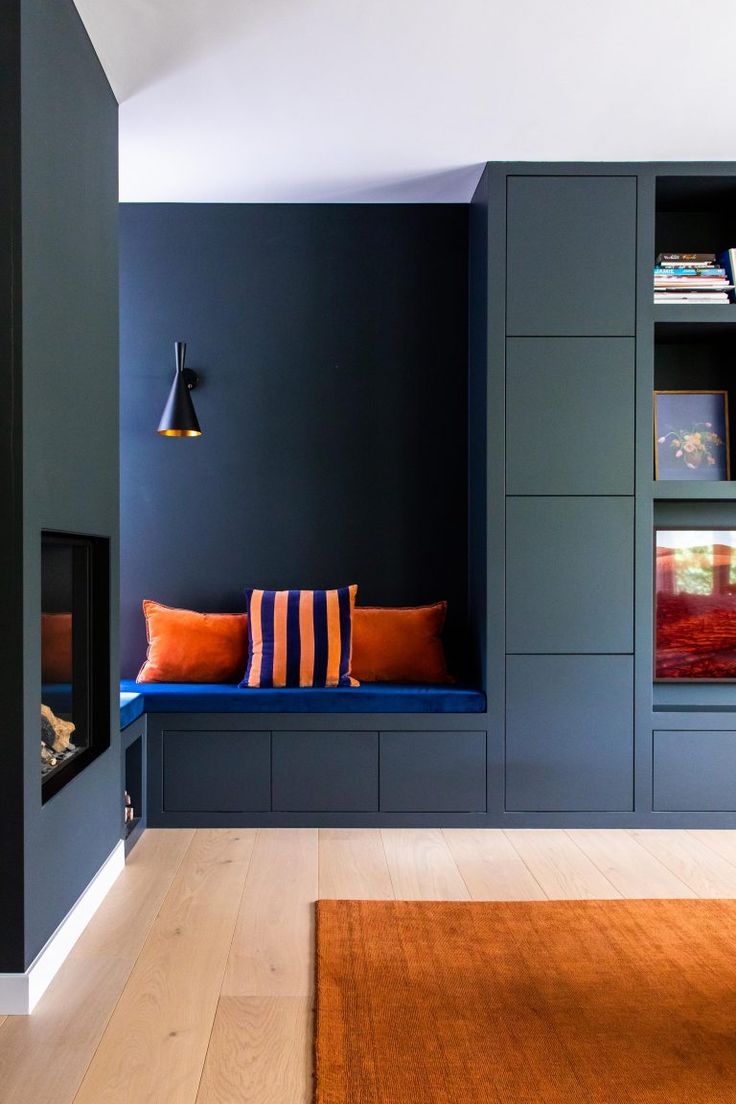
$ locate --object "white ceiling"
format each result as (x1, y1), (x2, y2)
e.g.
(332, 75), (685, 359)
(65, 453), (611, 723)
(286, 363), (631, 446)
(74, 0), (736, 203)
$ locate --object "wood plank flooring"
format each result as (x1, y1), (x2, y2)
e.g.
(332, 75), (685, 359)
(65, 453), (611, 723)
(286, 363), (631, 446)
(0, 827), (731, 1104)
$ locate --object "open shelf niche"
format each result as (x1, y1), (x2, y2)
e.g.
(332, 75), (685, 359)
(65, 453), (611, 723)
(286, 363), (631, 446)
(653, 177), (736, 497)
(652, 499), (736, 712)
(653, 328), (736, 492)
(656, 175), (736, 261)
(122, 718), (146, 854)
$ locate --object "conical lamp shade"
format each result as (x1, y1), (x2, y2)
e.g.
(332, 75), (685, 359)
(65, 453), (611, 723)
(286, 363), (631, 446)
(158, 342), (202, 436)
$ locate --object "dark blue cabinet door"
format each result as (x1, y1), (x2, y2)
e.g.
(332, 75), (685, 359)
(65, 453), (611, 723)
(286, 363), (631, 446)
(163, 730), (271, 811)
(380, 731), (487, 812)
(506, 175), (636, 336)
(506, 496), (634, 654)
(654, 731), (736, 811)
(272, 731), (378, 811)
(506, 655), (633, 811)
(506, 338), (635, 495)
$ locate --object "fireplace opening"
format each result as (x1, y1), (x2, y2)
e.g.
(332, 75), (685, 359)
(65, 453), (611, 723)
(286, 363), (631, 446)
(41, 531), (110, 802)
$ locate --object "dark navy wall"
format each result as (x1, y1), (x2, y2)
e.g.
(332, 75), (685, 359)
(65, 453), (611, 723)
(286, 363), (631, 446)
(0, 0), (25, 972)
(119, 204), (469, 679)
(0, 0), (119, 971)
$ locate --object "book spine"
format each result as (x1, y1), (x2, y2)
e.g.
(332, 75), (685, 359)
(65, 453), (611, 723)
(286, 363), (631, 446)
(653, 267), (725, 275)
(657, 262), (719, 269)
(657, 252), (717, 263)
(654, 294), (730, 302)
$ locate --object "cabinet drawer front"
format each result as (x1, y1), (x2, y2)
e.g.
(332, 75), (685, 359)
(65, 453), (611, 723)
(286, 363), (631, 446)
(272, 731), (378, 812)
(654, 730), (736, 812)
(506, 338), (635, 496)
(506, 496), (634, 654)
(379, 731), (487, 812)
(506, 656), (634, 812)
(163, 730), (271, 812)
(506, 175), (636, 336)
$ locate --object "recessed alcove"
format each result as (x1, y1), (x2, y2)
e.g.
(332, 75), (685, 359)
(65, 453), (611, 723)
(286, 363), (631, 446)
(119, 204), (479, 690)
(653, 331), (736, 484)
(652, 502), (736, 712)
(655, 175), (736, 257)
(122, 718), (146, 853)
(654, 331), (736, 392)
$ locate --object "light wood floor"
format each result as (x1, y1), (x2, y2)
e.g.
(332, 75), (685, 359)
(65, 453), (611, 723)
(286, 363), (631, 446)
(2, 826), (736, 1103)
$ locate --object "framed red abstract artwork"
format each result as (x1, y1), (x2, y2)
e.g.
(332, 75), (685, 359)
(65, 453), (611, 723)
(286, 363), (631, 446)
(656, 529), (736, 680)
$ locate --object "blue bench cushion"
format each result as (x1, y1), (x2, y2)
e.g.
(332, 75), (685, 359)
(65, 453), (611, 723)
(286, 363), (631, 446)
(47, 684), (148, 730)
(121, 691), (145, 728)
(119, 680), (486, 714)
(44, 686), (147, 730)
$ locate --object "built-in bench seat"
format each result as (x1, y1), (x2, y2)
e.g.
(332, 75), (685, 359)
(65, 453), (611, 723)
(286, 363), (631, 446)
(119, 680), (486, 716)
(118, 681), (488, 828)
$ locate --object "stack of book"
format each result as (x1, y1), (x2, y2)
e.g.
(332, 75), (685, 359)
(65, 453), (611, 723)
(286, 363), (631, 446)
(653, 253), (733, 304)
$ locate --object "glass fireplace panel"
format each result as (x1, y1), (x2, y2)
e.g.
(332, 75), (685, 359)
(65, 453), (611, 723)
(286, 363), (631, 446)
(655, 528), (736, 680)
(41, 531), (110, 801)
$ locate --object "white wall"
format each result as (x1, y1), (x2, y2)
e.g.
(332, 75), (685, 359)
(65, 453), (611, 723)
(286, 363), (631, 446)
(75, 0), (736, 202)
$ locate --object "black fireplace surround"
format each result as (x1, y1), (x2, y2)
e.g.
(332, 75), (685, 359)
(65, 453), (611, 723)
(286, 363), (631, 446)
(41, 531), (110, 802)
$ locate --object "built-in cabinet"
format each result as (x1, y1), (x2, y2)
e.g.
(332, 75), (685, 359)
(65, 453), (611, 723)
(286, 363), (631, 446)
(506, 656), (633, 812)
(653, 730), (736, 811)
(505, 338), (635, 496)
(505, 496), (634, 654)
(503, 170), (637, 815)
(474, 160), (736, 825)
(379, 731), (487, 812)
(505, 175), (637, 335)
(273, 732), (378, 812)
(163, 729), (272, 812)
(145, 162), (736, 830)
(147, 719), (488, 826)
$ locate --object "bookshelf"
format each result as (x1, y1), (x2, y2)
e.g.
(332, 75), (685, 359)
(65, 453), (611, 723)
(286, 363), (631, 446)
(655, 175), (736, 258)
(653, 179), (736, 494)
(652, 481), (736, 500)
(653, 680), (736, 713)
(471, 161), (736, 825)
(651, 170), (736, 728)
(654, 306), (736, 334)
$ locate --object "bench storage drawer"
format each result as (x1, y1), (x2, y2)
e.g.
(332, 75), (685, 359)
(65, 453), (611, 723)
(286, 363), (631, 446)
(163, 729), (271, 812)
(272, 731), (378, 811)
(379, 731), (487, 812)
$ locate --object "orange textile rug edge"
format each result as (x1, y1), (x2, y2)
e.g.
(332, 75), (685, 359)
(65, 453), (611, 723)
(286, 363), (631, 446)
(314, 898), (736, 1103)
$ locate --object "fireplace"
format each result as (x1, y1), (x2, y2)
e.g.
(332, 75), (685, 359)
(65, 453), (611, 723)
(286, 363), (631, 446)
(655, 528), (736, 681)
(41, 532), (110, 802)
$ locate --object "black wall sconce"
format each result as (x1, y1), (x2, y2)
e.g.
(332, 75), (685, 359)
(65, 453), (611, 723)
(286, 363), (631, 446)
(158, 341), (202, 437)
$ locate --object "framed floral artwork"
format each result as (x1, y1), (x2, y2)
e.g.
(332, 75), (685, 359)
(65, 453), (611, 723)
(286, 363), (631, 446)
(654, 390), (730, 481)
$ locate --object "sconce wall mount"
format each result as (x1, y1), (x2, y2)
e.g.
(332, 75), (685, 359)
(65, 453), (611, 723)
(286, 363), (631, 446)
(158, 341), (202, 437)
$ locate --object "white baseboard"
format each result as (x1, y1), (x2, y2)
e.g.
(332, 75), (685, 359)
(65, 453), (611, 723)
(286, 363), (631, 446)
(0, 839), (125, 1015)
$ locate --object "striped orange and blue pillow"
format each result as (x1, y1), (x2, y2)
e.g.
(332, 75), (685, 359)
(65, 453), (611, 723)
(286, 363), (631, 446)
(240, 586), (359, 688)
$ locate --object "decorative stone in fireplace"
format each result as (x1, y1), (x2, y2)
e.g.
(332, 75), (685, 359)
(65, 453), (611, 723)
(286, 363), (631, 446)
(41, 532), (111, 802)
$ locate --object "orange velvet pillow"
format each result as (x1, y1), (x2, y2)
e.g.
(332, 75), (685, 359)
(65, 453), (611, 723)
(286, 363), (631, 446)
(350, 602), (453, 684)
(137, 600), (248, 683)
(41, 612), (73, 683)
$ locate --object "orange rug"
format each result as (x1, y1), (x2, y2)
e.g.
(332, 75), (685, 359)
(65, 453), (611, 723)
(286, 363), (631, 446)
(314, 898), (736, 1103)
